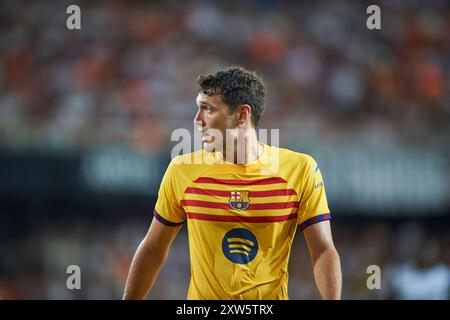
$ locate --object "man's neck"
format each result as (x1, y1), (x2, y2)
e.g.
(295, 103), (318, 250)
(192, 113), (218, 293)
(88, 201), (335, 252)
(222, 130), (263, 164)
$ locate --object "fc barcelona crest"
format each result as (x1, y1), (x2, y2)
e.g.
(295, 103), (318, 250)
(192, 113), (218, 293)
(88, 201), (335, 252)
(229, 191), (250, 210)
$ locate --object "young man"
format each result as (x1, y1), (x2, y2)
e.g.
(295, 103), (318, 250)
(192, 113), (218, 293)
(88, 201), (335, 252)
(123, 66), (342, 300)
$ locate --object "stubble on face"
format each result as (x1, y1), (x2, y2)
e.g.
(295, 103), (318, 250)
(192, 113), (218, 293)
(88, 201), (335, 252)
(195, 93), (236, 154)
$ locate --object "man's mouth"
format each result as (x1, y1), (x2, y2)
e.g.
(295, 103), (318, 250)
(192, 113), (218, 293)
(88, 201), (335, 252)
(202, 134), (212, 143)
(201, 130), (213, 143)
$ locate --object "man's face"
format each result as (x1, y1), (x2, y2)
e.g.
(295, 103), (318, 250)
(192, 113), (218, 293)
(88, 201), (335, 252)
(194, 92), (236, 152)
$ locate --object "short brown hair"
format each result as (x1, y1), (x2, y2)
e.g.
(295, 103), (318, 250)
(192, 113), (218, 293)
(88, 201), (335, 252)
(197, 65), (266, 127)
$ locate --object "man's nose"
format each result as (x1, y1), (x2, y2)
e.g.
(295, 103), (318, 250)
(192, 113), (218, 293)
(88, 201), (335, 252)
(193, 110), (204, 126)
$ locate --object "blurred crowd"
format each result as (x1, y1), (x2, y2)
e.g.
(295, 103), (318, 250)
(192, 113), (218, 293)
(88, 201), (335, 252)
(0, 0), (448, 154)
(0, 218), (449, 299)
(1, 0), (449, 300)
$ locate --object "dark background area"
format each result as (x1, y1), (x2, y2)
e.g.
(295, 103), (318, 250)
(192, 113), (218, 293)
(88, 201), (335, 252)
(0, 0), (449, 299)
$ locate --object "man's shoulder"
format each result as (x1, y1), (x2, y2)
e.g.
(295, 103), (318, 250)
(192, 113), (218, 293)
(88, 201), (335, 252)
(163, 149), (210, 186)
(272, 145), (317, 166)
(170, 149), (205, 167)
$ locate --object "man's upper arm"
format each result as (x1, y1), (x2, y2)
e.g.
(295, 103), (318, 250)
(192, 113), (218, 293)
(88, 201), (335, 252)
(303, 220), (336, 260)
(143, 217), (183, 258)
(146, 158), (187, 256)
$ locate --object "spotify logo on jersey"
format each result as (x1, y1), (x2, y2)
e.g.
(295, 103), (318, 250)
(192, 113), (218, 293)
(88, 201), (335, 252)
(222, 228), (258, 264)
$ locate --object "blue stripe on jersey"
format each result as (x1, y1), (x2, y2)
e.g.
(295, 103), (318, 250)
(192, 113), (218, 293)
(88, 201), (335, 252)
(153, 210), (184, 227)
(299, 213), (332, 231)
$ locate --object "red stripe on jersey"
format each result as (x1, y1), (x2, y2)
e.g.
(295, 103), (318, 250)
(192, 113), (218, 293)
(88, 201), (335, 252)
(181, 199), (299, 210)
(185, 187), (230, 197)
(186, 212), (298, 223)
(184, 187), (298, 197)
(250, 189), (298, 197)
(193, 177), (287, 185)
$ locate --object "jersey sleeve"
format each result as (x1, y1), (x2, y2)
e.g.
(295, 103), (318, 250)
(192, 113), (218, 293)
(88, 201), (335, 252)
(297, 156), (331, 231)
(154, 158), (186, 226)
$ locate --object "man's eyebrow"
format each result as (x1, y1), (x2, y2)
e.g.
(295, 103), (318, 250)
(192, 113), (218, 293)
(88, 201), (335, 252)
(198, 101), (215, 108)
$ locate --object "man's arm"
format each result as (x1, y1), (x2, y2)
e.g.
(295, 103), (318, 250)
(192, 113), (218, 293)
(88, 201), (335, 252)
(303, 220), (342, 299)
(122, 218), (182, 299)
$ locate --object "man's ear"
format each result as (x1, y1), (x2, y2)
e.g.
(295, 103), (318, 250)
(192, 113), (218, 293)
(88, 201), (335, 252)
(236, 104), (251, 127)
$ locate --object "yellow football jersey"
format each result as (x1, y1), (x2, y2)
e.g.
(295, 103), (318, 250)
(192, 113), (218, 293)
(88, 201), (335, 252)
(154, 144), (331, 299)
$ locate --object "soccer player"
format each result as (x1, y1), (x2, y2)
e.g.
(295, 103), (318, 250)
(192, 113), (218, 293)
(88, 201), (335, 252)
(123, 66), (342, 300)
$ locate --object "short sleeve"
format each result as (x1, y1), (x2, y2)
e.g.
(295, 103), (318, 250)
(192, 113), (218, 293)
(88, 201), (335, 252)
(154, 158), (186, 226)
(297, 157), (331, 230)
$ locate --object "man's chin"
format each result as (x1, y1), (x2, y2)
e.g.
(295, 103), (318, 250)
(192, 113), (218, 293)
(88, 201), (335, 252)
(203, 142), (214, 153)
(203, 142), (223, 154)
